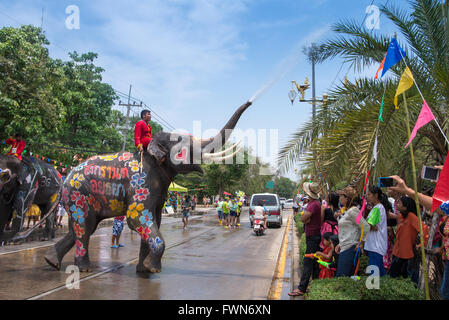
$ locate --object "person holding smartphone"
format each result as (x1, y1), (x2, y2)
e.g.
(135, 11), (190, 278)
(388, 175), (449, 298)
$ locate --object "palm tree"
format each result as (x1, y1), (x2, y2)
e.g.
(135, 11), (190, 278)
(279, 0), (449, 190)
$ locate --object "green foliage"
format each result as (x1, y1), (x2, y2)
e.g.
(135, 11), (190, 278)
(203, 148), (250, 195)
(307, 276), (425, 300)
(0, 25), (164, 167)
(299, 232), (306, 268)
(273, 176), (297, 198)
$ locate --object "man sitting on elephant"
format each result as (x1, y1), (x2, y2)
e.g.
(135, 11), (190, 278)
(5, 133), (26, 161)
(135, 110), (153, 152)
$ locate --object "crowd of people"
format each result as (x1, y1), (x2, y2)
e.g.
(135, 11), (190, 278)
(214, 196), (244, 229)
(289, 174), (449, 299)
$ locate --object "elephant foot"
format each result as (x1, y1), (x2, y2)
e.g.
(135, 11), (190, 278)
(136, 263), (152, 273)
(78, 265), (93, 273)
(148, 259), (162, 273)
(44, 256), (60, 271)
(150, 267), (161, 273)
(44, 246), (61, 270)
(75, 257), (93, 273)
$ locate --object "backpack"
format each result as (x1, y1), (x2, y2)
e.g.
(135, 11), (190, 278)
(321, 220), (338, 237)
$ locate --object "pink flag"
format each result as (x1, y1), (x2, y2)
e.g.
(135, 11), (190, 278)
(432, 150), (449, 213)
(405, 101), (435, 148)
(356, 170), (370, 224)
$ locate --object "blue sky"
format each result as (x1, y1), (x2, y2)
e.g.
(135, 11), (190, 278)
(0, 0), (408, 180)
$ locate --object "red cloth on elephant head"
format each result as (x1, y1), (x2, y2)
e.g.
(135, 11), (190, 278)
(134, 120), (152, 150)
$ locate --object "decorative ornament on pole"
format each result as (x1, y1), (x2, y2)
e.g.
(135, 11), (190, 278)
(288, 82), (297, 105)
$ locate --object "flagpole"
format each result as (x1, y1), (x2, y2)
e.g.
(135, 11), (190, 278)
(402, 92), (430, 300)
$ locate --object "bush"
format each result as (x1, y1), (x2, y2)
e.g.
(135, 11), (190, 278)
(299, 233), (306, 268)
(294, 214), (304, 236)
(307, 276), (425, 300)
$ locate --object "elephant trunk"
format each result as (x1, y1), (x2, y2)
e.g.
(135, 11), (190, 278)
(201, 100), (252, 150)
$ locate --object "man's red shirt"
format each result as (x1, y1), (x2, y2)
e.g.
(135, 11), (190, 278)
(6, 138), (26, 160)
(134, 120), (152, 150)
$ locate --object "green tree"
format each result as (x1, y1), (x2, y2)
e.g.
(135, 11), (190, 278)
(273, 176), (297, 198)
(279, 0), (449, 190)
(0, 25), (61, 144)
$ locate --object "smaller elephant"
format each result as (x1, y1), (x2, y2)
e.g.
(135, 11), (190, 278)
(0, 155), (62, 242)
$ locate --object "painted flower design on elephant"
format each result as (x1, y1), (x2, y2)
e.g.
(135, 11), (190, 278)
(133, 188), (150, 201)
(75, 240), (86, 257)
(73, 161), (88, 172)
(70, 173), (85, 189)
(62, 187), (69, 203)
(50, 193), (58, 203)
(99, 154), (118, 161)
(127, 202), (144, 219)
(119, 152), (133, 162)
(149, 236), (163, 251)
(139, 210), (153, 228)
(86, 194), (101, 212)
(136, 226), (151, 240)
(73, 222), (85, 238)
(109, 199), (125, 214)
(130, 172), (146, 188)
(70, 205), (86, 224)
(71, 191), (87, 209)
(128, 160), (140, 173)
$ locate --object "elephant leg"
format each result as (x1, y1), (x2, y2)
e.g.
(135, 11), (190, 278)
(73, 218), (92, 272)
(134, 221), (165, 273)
(136, 239), (151, 273)
(44, 219), (76, 270)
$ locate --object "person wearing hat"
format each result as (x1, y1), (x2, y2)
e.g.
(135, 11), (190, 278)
(289, 182), (322, 297)
(333, 186), (370, 277)
(5, 133), (26, 161)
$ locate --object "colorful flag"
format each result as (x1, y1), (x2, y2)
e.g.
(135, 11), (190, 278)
(394, 66), (415, 108)
(379, 92), (385, 122)
(356, 170), (371, 224)
(405, 101), (435, 148)
(432, 150), (449, 213)
(381, 38), (406, 78)
(373, 131), (378, 164)
(375, 53), (387, 79)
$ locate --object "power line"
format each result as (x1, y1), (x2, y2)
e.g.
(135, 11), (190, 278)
(113, 89), (177, 131)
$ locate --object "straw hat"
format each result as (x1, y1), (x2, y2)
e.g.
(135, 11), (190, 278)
(302, 182), (320, 200)
(337, 186), (358, 202)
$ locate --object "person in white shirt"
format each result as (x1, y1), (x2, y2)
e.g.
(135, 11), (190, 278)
(364, 186), (392, 277)
(254, 201), (267, 229)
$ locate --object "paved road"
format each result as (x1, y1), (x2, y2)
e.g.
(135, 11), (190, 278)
(0, 208), (293, 300)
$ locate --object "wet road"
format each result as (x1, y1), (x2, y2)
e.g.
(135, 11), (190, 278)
(0, 208), (290, 300)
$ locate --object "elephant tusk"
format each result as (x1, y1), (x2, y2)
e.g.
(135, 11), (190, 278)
(203, 141), (241, 158)
(204, 145), (243, 161)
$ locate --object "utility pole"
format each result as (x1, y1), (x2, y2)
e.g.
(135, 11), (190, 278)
(119, 85), (142, 151)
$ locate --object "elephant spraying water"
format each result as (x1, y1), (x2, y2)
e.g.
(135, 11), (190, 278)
(44, 101), (252, 273)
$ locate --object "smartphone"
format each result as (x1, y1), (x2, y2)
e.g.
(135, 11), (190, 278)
(422, 166), (440, 181)
(378, 177), (394, 188)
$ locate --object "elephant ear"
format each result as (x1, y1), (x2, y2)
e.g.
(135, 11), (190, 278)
(148, 140), (168, 165)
